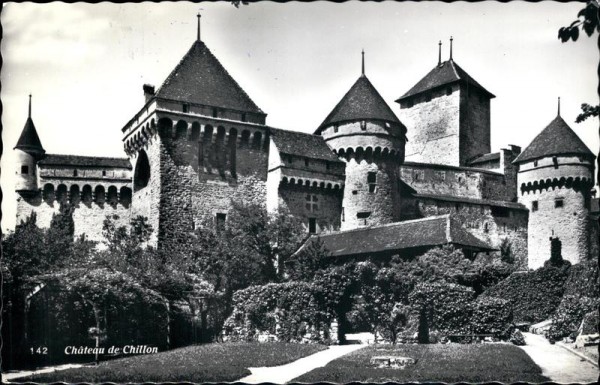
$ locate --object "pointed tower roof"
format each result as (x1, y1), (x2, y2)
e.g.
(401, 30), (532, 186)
(513, 115), (595, 164)
(315, 75), (401, 134)
(155, 40), (264, 115)
(14, 95), (45, 156)
(396, 60), (495, 102)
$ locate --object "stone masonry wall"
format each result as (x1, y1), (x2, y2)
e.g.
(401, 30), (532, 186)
(398, 83), (461, 166)
(459, 87), (491, 166)
(277, 185), (342, 234)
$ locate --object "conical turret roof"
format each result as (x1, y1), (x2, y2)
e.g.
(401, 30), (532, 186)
(513, 115), (595, 164)
(155, 40), (264, 115)
(316, 75), (400, 134)
(15, 116), (45, 156)
(396, 60), (495, 102)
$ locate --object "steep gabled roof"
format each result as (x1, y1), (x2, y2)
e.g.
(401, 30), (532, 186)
(39, 154), (132, 169)
(513, 115), (595, 164)
(396, 60), (495, 101)
(316, 75), (400, 133)
(14, 117), (45, 156)
(270, 128), (342, 162)
(295, 215), (495, 259)
(155, 40), (264, 115)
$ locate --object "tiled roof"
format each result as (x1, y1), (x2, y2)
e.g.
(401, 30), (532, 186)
(39, 154), (132, 169)
(414, 193), (528, 211)
(270, 128), (342, 162)
(397, 60), (495, 101)
(513, 115), (595, 164)
(14, 117), (45, 155)
(297, 215), (495, 258)
(155, 40), (264, 115)
(469, 152), (500, 165)
(316, 75), (400, 133)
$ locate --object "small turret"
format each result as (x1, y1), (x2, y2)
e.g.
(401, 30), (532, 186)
(14, 95), (45, 193)
(316, 51), (407, 230)
(515, 108), (595, 268)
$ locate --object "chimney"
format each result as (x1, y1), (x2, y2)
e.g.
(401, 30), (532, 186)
(143, 84), (155, 103)
(509, 145), (521, 155)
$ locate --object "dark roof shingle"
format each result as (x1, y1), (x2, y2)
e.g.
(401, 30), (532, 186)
(296, 215), (495, 258)
(513, 115), (595, 164)
(39, 154), (132, 169)
(155, 41), (264, 115)
(316, 75), (400, 133)
(14, 117), (45, 155)
(270, 128), (342, 162)
(397, 60), (495, 101)
(468, 152), (500, 165)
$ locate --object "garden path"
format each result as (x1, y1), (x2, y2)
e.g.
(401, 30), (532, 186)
(237, 344), (365, 384)
(520, 332), (598, 383)
(2, 363), (87, 382)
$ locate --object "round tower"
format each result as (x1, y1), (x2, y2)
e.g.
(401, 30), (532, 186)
(315, 52), (407, 230)
(14, 95), (45, 194)
(515, 112), (595, 269)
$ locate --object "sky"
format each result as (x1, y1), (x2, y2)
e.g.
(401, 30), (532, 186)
(1, 1), (598, 232)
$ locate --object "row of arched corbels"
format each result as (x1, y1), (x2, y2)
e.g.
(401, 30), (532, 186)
(334, 146), (404, 163)
(124, 117), (269, 156)
(519, 176), (593, 195)
(41, 183), (132, 206)
(281, 176), (342, 191)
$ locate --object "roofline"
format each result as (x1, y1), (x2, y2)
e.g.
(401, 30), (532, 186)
(314, 117), (405, 135)
(512, 151), (596, 165)
(395, 78), (496, 103)
(402, 161), (504, 176)
(413, 193), (528, 211)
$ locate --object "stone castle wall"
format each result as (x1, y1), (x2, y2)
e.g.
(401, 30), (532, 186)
(277, 185), (342, 233)
(459, 87), (491, 166)
(517, 155), (594, 268)
(398, 83), (460, 166)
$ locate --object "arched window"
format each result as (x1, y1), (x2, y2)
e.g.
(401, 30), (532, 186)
(134, 150), (151, 191)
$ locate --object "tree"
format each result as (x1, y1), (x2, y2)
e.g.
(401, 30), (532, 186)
(558, 1), (599, 124)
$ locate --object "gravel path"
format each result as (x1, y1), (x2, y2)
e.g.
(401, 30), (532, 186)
(238, 344), (365, 384)
(519, 332), (598, 383)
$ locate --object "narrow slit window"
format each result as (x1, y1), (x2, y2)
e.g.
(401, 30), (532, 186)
(308, 218), (317, 234)
(532, 201), (538, 212)
(555, 199), (564, 208)
(21, 165), (29, 174)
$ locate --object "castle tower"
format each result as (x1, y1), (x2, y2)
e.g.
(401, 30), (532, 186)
(14, 95), (45, 194)
(395, 39), (495, 167)
(121, 18), (268, 249)
(315, 51), (407, 230)
(514, 112), (595, 269)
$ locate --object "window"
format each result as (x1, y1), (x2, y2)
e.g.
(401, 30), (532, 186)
(333, 125), (339, 133)
(532, 201), (538, 212)
(555, 198), (564, 208)
(305, 194), (319, 212)
(413, 170), (423, 181)
(305, 158), (310, 167)
(446, 86), (452, 95)
(212, 108), (218, 118)
(73, 169), (78, 177)
(182, 103), (190, 113)
(308, 218), (317, 234)
(241, 113), (246, 122)
(483, 222), (489, 233)
(553, 156), (558, 169)
(436, 171), (446, 181)
(357, 211), (371, 226)
(21, 165), (29, 174)
(533, 160), (538, 167)
(102, 170), (107, 177)
(341, 207), (345, 222)
(216, 213), (226, 232)
(360, 121), (366, 130)
(367, 171), (377, 193)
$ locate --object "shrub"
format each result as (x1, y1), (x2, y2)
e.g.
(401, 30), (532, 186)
(509, 329), (525, 346)
(483, 264), (570, 323)
(470, 296), (513, 338)
(547, 295), (599, 341)
(408, 282), (475, 336)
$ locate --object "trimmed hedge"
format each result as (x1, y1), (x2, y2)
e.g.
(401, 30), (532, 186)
(471, 296), (513, 338)
(483, 264), (570, 323)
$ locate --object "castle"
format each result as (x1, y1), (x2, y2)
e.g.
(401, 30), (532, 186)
(14, 30), (598, 270)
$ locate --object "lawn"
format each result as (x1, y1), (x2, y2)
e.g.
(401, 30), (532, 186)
(18, 342), (326, 383)
(293, 343), (550, 383)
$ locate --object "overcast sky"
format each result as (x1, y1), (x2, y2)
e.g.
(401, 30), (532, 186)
(1, 1), (598, 232)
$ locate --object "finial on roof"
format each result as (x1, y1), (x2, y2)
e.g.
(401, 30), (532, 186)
(361, 49), (365, 76)
(558, 96), (561, 116)
(438, 40), (442, 65)
(197, 12), (201, 41)
(28, 93), (32, 118)
(449, 36), (453, 61)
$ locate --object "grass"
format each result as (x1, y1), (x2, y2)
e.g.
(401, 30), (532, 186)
(18, 342), (326, 383)
(293, 343), (551, 383)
